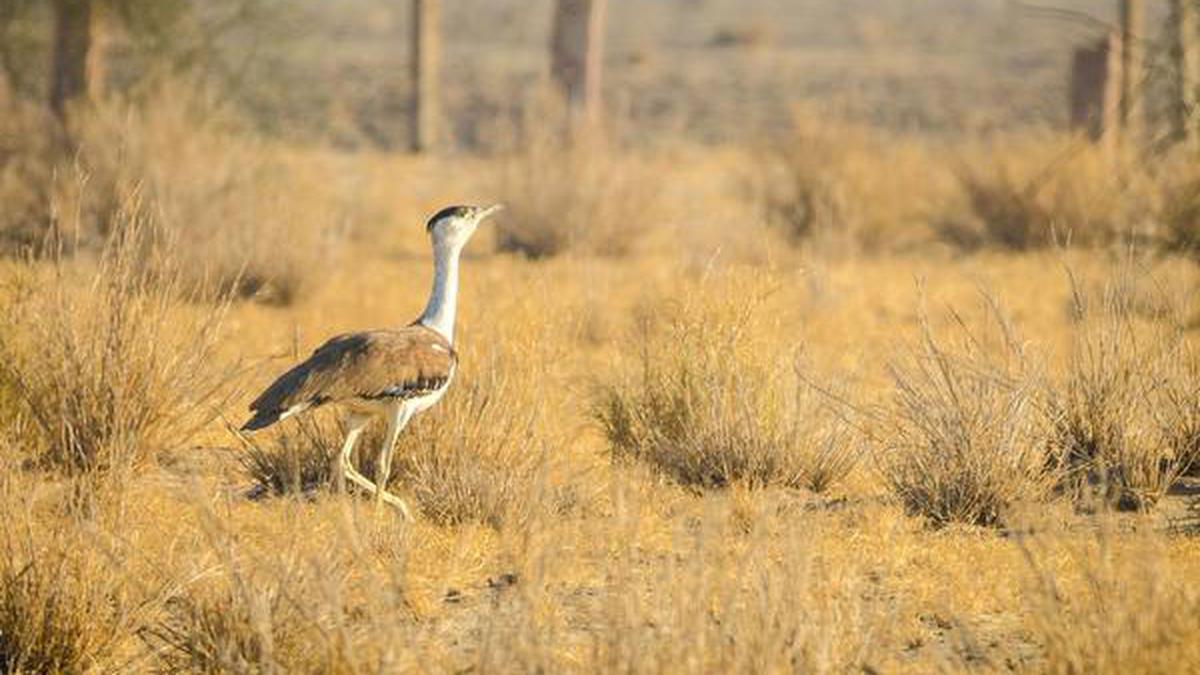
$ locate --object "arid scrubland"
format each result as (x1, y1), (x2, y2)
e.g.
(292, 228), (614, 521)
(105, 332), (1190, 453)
(1, 1), (1200, 673)
(0, 88), (1196, 672)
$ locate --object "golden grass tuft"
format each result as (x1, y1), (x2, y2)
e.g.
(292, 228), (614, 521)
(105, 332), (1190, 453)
(494, 120), (662, 258)
(595, 280), (858, 493)
(0, 197), (232, 476)
(946, 138), (1147, 250)
(1049, 270), (1200, 511)
(1019, 529), (1200, 672)
(757, 107), (951, 253)
(878, 301), (1056, 527)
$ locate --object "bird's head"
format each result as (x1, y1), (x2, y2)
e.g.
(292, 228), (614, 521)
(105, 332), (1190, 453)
(425, 204), (503, 250)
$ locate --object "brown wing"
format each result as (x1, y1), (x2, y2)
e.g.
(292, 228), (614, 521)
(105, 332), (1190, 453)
(242, 324), (455, 430)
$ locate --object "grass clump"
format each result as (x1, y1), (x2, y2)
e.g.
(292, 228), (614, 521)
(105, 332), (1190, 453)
(237, 415), (350, 499)
(0, 198), (232, 476)
(1049, 274), (1200, 511)
(494, 115), (661, 258)
(879, 303), (1055, 528)
(0, 468), (144, 673)
(387, 366), (544, 528)
(595, 284), (857, 492)
(758, 107), (949, 253)
(945, 137), (1144, 250)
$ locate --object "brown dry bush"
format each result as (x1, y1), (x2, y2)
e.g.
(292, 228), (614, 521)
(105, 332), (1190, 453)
(1049, 274), (1200, 511)
(0, 198), (231, 475)
(237, 414), (351, 499)
(879, 303), (1056, 528)
(757, 108), (950, 253)
(595, 287), (858, 493)
(494, 117), (662, 258)
(0, 99), (57, 252)
(1158, 162), (1200, 258)
(0, 84), (344, 304)
(945, 138), (1147, 250)
(76, 86), (346, 304)
(386, 367), (544, 529)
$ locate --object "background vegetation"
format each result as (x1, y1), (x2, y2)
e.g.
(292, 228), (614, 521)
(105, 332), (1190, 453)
(0, 0), (1197, 672)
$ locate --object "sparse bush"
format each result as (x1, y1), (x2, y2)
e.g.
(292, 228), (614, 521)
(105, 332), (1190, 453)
(0, 198), (232, 475)
(1158, 164), (1200, 258)
(758, 108), (949, 253)
(149, 582), (319, 673)
(0, 84), (345, 304)
(386, 369), (544, 528)
(1049, 275), (1200, 511)
(495, 114), (662, 258)
(879, 304), (1056, 528)
(596, 286), (857, 492)
(0, 466), (144, 673)
(77, 85), (346, 304)
(238, 414), (358, 498)
(945, 138), (1146, 250)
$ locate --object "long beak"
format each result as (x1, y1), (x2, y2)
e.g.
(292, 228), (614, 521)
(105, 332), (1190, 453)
(478, 203), (505, 221)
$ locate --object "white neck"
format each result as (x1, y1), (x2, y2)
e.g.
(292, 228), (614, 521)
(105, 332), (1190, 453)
(417, 240), (462, 343)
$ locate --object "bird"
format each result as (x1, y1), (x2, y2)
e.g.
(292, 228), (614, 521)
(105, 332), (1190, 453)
(240, 204), (502, 520)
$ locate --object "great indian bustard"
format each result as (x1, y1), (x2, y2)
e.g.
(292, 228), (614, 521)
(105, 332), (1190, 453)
(240, 204), (502, 520)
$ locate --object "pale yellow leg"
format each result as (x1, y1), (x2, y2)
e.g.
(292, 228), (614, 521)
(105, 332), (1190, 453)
(374, 403), (415, 520)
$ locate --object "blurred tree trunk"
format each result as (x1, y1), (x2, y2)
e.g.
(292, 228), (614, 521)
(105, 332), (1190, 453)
(551, 0), (607, 128)
(1169, 0), (1199, 148)
(1119, 0), (1144, 143)
(410, 0), (441, 152)
(1069, 31), (1122, 157)
(50, 0), (93, 121)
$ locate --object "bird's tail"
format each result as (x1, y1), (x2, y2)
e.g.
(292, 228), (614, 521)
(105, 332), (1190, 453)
(240, 409), (281, 432)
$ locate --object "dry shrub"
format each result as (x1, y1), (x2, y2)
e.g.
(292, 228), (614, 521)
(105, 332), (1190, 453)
(470, 496), (890, 673)
(75, 85), (345, 304)
(0, 99), (57, 252)
(879, 302), (1056, 528)
(494, 115), (661, 258)
(0, 199), (231, 475)
(149, 577), (328, 673)
(0, 84), (344, 304)
(1049, 273), (1200, 511)
(945, 137), (1147, 250)
(595, 282), (858, 492)
(1019, 530), (1200, 673)
(142, 505), (412, 674)
(386, 366), (544, 528)
(237, 414), (348, 499)
(0, 463), (145, 673)
(1158, 159), (1200, 258)
(758, 107), (950, 253)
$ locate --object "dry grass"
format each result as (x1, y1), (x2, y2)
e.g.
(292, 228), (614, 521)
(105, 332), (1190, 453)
(757, 108), (953, 253)
(239, 361), (547, 529)
(1049, 269), (1200, 511)
(1019, 528), (1200, 673)
(2, 81), (1200, 673)
(0, 84), (347, 304)
(596, 279), (858, 493)
(493, 114), (663, 258)
(945, 137), (1147, 250)
(0, 197), (232, 476)
(878, 301), (1057, 528)
(237, 415), (348, 499)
